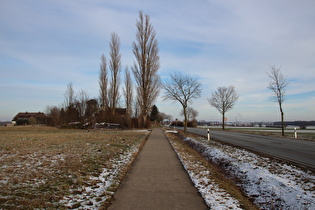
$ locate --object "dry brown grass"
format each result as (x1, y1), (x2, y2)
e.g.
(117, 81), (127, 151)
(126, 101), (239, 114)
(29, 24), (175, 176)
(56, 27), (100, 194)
(0, 126), (149, 209)
(164, 129), (258, 210)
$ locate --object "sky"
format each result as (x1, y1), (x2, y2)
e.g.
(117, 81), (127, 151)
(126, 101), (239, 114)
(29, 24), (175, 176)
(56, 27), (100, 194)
(1, 0), (315, 122)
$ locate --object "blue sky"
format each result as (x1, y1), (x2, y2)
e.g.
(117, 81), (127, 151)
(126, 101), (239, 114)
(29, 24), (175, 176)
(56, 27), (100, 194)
(1, 0), (314, 122)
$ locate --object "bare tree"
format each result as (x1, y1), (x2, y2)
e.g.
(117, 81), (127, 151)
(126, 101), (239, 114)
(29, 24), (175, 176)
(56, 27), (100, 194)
(158, 112), (173, 123)
(180, 107), (199, 121)
(108, 32), (122, 115)
(163, 72), (202, 133)
(123, 67), (133, 127)
(208, 86), (239, 130)
(267, 65), (288, 136)
(63, 82), (79, 123)
(132, 11), (160, 128)
(64, 82), (75, 108)
(76, 89), (89, 123)
(191, 108), (199, 120)
(99, 54), (108, 110)
(133, 100), (140, 118)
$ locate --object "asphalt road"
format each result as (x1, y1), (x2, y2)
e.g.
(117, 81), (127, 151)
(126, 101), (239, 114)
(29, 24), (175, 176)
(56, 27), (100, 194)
(180, 127), (315, 172)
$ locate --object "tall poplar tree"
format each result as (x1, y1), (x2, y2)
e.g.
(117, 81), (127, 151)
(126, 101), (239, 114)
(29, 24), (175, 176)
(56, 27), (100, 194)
(109, 32), (122, 115)
(132, 11), (160, 128)
(99, 54), (108, 110)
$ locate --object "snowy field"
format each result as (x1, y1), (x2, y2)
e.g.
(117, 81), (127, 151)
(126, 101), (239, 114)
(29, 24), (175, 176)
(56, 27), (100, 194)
(167, 130), (315, 209)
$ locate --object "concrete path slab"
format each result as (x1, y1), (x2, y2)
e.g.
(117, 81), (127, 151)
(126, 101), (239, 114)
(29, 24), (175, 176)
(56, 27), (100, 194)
(109, 128), (208, 210)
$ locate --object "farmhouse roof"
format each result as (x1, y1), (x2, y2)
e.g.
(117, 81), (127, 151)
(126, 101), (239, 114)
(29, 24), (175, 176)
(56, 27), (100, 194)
(12, 112), (46, 121)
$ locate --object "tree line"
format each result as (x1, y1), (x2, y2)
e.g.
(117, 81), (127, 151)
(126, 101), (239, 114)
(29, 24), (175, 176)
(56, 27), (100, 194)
(45, 11), (289, 134)
(162, 66), (288, 135)
(46, 11), (160, 129)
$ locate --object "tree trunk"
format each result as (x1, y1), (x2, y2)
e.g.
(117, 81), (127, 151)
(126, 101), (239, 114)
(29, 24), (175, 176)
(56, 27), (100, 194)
(280, 105), (285, 136)
(183, 106), (187, 134)
(222, 112), (225, 130)
(140, 114), (150, 128)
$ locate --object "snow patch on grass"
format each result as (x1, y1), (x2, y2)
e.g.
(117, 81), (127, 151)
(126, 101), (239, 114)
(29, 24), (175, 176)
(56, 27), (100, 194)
(183, 137), (315, 209)
(60, 146), (140, 209)
(169, 137), (242, 209)
(165, 130), (178, 134)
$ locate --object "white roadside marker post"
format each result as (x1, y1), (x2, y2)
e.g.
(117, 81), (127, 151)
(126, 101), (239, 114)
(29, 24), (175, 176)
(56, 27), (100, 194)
(207, 129), (210, 141)
(294, 127), (298, 139)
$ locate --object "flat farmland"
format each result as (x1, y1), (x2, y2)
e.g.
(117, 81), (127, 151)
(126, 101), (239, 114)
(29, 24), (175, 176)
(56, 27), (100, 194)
(0, 126), (150, 209)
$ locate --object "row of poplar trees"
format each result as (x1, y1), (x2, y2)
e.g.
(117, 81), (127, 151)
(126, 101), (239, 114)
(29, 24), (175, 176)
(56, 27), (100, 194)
(49, 11), (161, 128)
(100, 11), (160, 128)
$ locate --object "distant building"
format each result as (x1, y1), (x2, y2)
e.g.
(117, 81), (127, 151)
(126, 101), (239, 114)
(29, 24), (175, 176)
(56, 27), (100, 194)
(12, 112), (46, 125)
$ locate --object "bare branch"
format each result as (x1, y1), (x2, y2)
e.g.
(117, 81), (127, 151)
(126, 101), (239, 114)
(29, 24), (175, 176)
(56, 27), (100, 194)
(64, 82), (75, 108)
(109, 32), (122, 114)
(99, 54), (108, 109)
(163, 72), (202, 133)
(75, 89), (89, 123)
(267, 65), (288, 105)
(208, 86), (238, 130)
(132, 11), (161, 128)
(123, 67), (133, 118)
(267, 65), (288, 136)
(180, 107), (199, 121)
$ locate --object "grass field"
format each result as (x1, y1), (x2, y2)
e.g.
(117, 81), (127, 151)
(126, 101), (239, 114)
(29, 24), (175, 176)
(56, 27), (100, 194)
(0, 126), (149, 209)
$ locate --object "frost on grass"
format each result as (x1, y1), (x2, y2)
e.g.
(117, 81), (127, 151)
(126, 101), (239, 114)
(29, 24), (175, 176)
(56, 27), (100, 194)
(183, 137), (315, 209)
(60, 146), (140, 209)
(0, 127), (149, 209)
(168, 135), (242, 209)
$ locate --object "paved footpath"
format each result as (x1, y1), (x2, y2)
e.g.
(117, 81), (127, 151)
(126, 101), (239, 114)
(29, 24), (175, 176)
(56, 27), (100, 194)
(109, 128), (208, 210)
